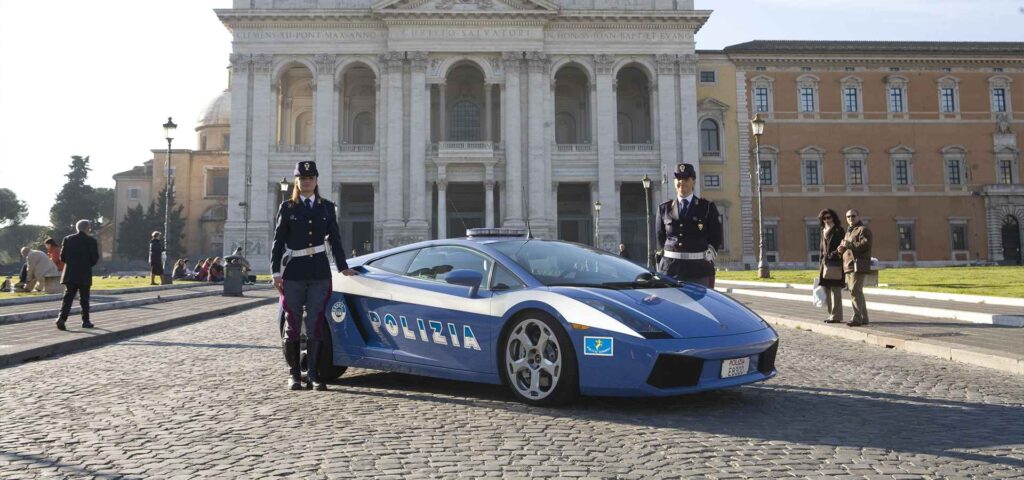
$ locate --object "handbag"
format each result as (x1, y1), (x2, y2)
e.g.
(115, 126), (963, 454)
(811, 277), (826, 307)
(822, 263), (843, 280)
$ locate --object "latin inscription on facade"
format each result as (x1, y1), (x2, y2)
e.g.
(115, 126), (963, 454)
(235, 30), (387, 41)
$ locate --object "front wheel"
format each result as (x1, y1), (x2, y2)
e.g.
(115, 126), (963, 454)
(500, 313), (578, 406)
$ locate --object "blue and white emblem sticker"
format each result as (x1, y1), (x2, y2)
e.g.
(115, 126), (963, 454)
(330, 301), (347, 323)
(583, 336), (613, 356)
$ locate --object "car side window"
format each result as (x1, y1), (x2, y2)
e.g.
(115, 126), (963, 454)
(490, 265), (525, 291)
(366, 249), (419, 274)
(405, 246), (491, 284)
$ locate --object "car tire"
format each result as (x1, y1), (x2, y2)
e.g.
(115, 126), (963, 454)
(499, 312), (578, 406)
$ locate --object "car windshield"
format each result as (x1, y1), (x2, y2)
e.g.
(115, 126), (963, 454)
(491, 240), (677, 289)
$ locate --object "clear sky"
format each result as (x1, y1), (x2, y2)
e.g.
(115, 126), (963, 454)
(1, 0), (1021, 225)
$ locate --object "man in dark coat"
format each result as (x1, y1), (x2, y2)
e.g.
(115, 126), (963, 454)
(656, 163), (723, 287)
(149, 231), (164, 285)
(56, 219), (100, 330)
(271, 160), (359, 391)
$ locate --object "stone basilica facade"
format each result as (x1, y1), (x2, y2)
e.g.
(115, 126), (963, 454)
(219, 0), (718, 273)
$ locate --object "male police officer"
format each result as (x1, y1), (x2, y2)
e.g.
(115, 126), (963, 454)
(272, 160), (358, 391)
(656, 163), (723, 287)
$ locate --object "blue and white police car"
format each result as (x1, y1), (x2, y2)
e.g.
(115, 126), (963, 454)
(320, 228), (778, 405)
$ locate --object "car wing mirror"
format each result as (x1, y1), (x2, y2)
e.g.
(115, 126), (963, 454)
(445, 269), (483, 298)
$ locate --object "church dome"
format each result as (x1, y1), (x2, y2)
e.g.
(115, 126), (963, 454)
(197, 89), (230, 129)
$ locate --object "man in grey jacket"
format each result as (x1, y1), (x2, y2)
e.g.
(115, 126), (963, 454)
(17, 247), (59, 293)
(837, 209), (872, 327)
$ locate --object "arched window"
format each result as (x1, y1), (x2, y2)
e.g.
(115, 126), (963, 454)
(556, 112), (577, 144)
(700, 119), (720, 155)
(294, 111), (312, 145)
(352, 111), (375, 145)
(450, 100), (481, 141)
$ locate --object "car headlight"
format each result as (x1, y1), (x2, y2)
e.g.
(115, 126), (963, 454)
(581, 299), (673, 339)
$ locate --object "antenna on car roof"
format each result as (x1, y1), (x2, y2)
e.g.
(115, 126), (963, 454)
(521, 185), (533, 239)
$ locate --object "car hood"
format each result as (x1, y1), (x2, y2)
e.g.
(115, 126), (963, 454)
(550, 284), (768, 339)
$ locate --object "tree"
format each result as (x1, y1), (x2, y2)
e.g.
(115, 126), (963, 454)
(0, 224), (47, 264)
(49, 155), (99, 237)
(145, 184), (186, 261)
(116, 204), (149, 261)
(92, 187), (115, 228)
(0, 188), (28, 227)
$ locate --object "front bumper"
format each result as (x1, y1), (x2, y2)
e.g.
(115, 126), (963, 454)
(569, 327), (779, 397)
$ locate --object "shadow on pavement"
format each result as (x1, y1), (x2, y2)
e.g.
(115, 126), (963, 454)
(121, 339), (278, 350)
(0, 451), (122, 479)
(335, 371), (1024, 468)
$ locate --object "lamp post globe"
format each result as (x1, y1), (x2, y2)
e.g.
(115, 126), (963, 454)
(750, 113), (770, 279)
(593, 201), (602, 249)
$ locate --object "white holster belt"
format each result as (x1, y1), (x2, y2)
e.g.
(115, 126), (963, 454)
(284, 245), (326, 259)
(663, 250), (706, 260)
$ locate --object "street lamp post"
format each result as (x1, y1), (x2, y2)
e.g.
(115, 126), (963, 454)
(750, 113), (770, 279)
(593, 200), (602, 249)
(642, 174), (653, 268)
(162, 117), (177, 284)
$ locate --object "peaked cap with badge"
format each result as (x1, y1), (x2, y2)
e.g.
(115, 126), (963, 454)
(295, 160), (319, 177)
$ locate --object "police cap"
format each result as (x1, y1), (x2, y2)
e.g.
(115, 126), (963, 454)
(673, 163), (696, 180)
(294, 161), (319, 177)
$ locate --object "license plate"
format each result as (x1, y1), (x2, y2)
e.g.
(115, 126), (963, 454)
(720, 357), (750, 378)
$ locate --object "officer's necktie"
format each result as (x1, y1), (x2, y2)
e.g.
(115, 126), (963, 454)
(304, 198), (312, 210)
(680, 199), (689, 218)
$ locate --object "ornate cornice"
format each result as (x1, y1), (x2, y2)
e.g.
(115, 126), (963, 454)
(409, 51), (429, 71)
(229, 53), (250, 73)
(655, 54), (675, 75)
(253, 54), (273, 74)
(313, 53), (337, 74)
(594, 54), (615, 75)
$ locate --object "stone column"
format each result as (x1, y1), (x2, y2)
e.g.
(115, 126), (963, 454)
(270, 83), (280, 146)
(678, 54), (700, 194)
(249, 54), (274, 266)
(437, 171), (448, 239)
(314, 54), (336, 201)
(594, 54), (620, 250)
(656, 54), (679, 175)
(382, 52), (406, 239)
(526, 52), (550, 236)
(438, 82), (447, 142)
(408, 52), (429, 233)
(485, 173), (495, 229)
(485, 83), (493, 142)
(225, 53), (252, 264)
(501, 52), (524, 227)
(735, 70), (756, 265)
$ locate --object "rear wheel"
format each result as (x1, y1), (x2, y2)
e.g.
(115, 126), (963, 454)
(499, 313), (578, 406)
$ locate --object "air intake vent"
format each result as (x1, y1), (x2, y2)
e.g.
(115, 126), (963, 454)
(646, 354), (703, 389)
(758, 341), (779, 375)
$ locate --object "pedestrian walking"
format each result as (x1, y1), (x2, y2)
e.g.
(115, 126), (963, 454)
(149, 231), (164, 285)
(45, 238), (64, 272)
(617, 243), (631, 260)
(817, 209), (845, 323)
(656, 163), (723, 287)
(837, 209), (872, 327)
(55, 219), (99, 330)
(271, 160), (358, 391)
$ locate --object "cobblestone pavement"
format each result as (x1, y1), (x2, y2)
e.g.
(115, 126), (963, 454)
(1, 304), (1022, 479)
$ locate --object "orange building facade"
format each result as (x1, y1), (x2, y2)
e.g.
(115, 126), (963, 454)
(725, 41), (1023, 267)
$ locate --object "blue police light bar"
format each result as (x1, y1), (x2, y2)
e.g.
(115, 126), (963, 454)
(466, 227), (527, 238)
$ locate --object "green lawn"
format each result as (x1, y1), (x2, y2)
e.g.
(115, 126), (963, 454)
(716, 266), (1024, 298)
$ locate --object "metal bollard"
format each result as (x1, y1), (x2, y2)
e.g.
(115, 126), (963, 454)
(223, 263), (244, 296)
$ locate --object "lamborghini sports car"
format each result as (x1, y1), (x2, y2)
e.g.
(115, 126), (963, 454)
(318, 228), (778, 405)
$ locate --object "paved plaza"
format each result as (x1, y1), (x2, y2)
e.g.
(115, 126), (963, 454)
(1, 303), (1022, 479)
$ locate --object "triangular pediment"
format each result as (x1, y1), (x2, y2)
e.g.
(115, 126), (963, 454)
(373, 0), (557, 12)
(698, 97), (730, 112)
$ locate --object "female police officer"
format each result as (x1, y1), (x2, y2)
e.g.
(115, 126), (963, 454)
(656, 163), (723, 287)
(272, 160), (358, 391)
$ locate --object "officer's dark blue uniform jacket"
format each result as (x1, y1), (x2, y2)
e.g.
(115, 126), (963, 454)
(656, 196), (723, 280)
(270, 197), (348, 281)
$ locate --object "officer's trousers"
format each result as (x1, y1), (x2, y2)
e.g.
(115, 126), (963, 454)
(280, 278), (332, 342)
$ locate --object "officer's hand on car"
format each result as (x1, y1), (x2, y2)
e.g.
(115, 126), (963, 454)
(341, 269), (359, 276)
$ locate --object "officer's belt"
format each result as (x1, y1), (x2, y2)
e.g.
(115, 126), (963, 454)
(285, 245), (326, 259)
(662, 250), (706, 260)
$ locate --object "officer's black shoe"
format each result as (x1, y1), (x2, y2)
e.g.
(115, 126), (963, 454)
(313, 382), (328, 391)
(55, 321), (67, 331)
(82, 321), (95, 329)
(288, 376), (303, 391)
